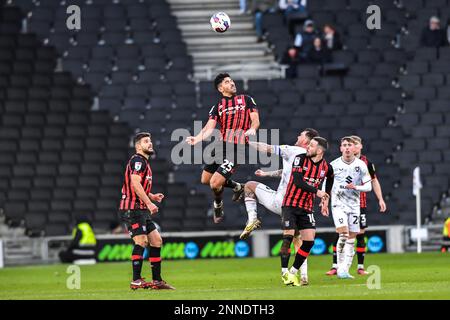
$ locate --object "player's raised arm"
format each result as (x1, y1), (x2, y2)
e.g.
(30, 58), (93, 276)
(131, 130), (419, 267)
(255, 168), (283, 178)
(186, 118), (217, 146)
(248, 142), (296, 157)
(248, 141), (276, 154)
(244, 95), (259, 136)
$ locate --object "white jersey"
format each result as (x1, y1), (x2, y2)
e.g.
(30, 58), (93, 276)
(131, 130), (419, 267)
(273, 145), (306, 194)
(330, 157), (372, 213)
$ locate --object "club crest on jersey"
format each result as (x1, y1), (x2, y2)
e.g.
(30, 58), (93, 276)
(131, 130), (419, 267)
(134, 162), (142, 171)
(320, 170), (326, 177)
(355, 166), (360, 172)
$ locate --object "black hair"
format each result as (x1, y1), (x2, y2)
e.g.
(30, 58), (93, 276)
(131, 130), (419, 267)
(313, 137), (328, 151)
(133, 132), (151, 145)
(304, 128), (319, 141)
(214, 73), (231, 90)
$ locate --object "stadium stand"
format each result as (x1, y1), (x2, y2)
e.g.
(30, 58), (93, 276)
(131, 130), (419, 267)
(0, 5), (138, 236)
(1, 0), (449, 236)
(393, 0), (450, 226)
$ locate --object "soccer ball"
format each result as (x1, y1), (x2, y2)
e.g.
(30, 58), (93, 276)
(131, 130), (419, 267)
(210, 12), (231, 33)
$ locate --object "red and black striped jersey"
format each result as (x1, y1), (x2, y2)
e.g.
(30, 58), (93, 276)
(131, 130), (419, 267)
(119, 154), (153, 211)
(283, 153), (334, 212)
(208, 94), (258, 145)
(359, 155), (377, 208)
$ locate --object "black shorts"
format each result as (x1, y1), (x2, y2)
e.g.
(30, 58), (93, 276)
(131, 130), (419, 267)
(360, 208), (368, 229)
(119, 210), (157, 238)
(203, 142), (248, 179)
(281, 206), (316, 231)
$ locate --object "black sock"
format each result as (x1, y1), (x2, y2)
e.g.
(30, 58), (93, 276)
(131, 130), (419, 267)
(356, 234), (366, 266)
(149, 246), (162, 281)
(293, 240), (314, 270)
(224, 179), (240, 190)
(132, 245), (145, 281)
(280, 235), (293, 269)
(332, 233), (339, 266)
(213, 187), (223, 205)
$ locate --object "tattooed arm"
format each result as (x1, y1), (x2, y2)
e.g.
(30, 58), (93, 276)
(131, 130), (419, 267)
(248, 141), (276, 154)
(255, 169), (283, 178)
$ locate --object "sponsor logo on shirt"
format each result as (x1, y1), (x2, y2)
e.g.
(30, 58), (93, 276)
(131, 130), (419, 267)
(218, 105), (245, 116)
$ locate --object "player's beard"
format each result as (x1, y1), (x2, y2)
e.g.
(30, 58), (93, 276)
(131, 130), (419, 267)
(143, 148), (154, 156)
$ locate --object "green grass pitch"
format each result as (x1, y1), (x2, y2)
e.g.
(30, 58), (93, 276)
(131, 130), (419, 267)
(1, 252), (449, 300)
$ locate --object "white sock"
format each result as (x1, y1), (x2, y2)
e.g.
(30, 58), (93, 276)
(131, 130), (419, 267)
(332, 263), (338, 269)
(358, 264), (364, 270)
(244, 197), (258, 221)
(342, 239), (355, 274)
(336, 234), (347, 272)
(281, 268), (288, 275)
(289, 266), (298, 274)
(300, 259), (308, 277)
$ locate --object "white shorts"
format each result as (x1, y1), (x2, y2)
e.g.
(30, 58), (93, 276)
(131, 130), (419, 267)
(255, 183), (284, 216)
(332, 205), (360, 233)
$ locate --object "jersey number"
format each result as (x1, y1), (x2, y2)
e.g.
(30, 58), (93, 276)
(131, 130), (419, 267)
(220, 159), (234, 173)
(360, 214), (366, 225)
(353, 215), (359, 225)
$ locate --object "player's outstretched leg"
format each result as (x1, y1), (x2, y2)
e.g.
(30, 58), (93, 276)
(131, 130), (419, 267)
(240, 181), (262, 239)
